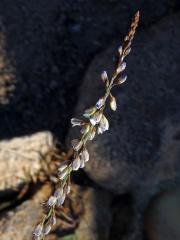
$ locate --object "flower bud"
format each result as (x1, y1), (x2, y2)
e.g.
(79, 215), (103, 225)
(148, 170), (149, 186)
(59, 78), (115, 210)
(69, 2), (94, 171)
(72, 156), (81, 171)
(71, 139), (83, 151)
(58, 162), (68, 172)
(117, 62), (126, 74)
(110, 95), (117, 111)
(96, 98), (104, 109)
(48, 196), (57, 206)
(90, 112), (102, 125)
(118, 46), (122, 55)
(101, 71), (108, 82)
(43, 224), (51, 235)
(57, 193), (66, 206)
(33, 224), (43, 237)
(81, 148), (89, 162)
(83, 107), (96, 118)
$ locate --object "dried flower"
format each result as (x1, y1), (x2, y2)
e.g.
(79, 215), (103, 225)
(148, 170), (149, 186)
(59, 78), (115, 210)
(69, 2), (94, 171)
(118, 46), (122, 55)
(117, 62), (126, 74)
(57, 193), (66, 206)
(80, 124), (90, 134)
(90, 112), (102, 125)
(118, 74), (127, 84)
(58, 168), (68, 180)
(47, 196), (57, 206)
(71, 139), (83, 151)
(80, 148), (89, 162)
(101, 70), (108, 82)
(110, 95), (117, 111)
(58, 162), (68, 172)
(43, 224), (51, 235)
(88, 127), (96, 140)
(96, 98), (104, 109)
(54, 188), (64, 199)
(64, 185), (71, 195)
(72, 156), (81, 171)
(98, 115), (109, 134)
(83, 107), (96, 118)
(71, 118), (84, 127)
(33, 224), (43, 237)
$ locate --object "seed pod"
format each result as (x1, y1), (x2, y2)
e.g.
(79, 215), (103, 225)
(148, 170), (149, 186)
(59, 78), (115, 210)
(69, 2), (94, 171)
(48, 196), (57, 206)
(110, 95), (117, 111)
(72, 156), (81, 171)
(83, 107), (96, 118)
(34, 224), (43, 237)
(96, 98), (104, 109)
(71, 139), (83, 151)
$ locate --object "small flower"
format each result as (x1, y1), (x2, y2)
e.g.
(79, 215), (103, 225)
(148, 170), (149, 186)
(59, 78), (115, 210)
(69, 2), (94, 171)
(125, 47), (131, 56)
(118, 46), (122, 55)
(54, 188), (64, 199)
(58, 162), (68, 172)
(98, 115), (109, 134)
(110, 95), (117, 111)
(80, 124), (90, 135)
(64, 185), (71, 195)
(90, 112), (102, 125)
(118, 74), (127, 84)
(83, 107), (96, 118)
(80, 159), (85, 168)
(96, 98), (104, 109)
(51, 216), (56, 226)
(101, 71), (108, 82)
(33, 224), (43, 237)
(57, 193), (66, 206)
(80, 148), (89, 162)
(88, 127), (96, 140)
(72, 156), (81, 171)
(48, 196), (57, 206)
(117, 62), (126, 74)
(43, 224), (51, 235)
(57, 168), (69, 180)
(71, 139), (83, 151)
(71, 118), (84, 127)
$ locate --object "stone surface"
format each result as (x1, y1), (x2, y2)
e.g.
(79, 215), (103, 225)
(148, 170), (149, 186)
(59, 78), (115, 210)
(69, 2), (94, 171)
(0, 131), (53, 193)
(75, 187), (112, 240)
(0, 183), (52, 240)
(145, 187), (180, 240)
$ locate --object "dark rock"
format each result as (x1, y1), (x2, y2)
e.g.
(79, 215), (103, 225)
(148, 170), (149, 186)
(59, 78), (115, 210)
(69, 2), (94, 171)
(0, 0), (179, 142)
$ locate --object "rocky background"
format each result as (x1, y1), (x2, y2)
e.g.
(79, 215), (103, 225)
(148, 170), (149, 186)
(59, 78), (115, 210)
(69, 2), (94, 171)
(0, 1), (180, 240)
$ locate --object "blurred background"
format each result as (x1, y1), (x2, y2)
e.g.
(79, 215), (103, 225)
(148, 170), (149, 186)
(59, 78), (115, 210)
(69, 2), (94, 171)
(0, 1), (180, 240)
